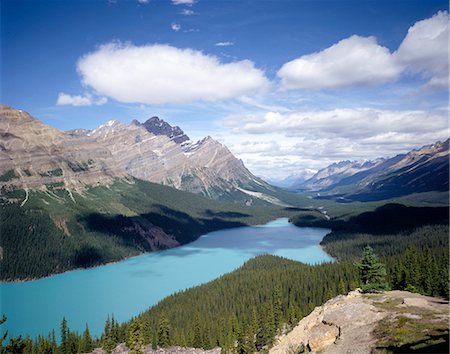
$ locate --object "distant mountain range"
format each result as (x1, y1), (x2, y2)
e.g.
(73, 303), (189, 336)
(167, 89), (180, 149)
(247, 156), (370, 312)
(291, 139), (449, 202)
(1, 104), (285, 206)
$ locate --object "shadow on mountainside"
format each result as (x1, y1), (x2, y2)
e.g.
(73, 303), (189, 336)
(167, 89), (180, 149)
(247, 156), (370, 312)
(80, 204), (248, 249)
(292, 203), (449, 234)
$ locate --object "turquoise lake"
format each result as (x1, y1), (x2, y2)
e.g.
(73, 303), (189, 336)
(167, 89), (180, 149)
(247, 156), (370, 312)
(0, 218), (332, 339)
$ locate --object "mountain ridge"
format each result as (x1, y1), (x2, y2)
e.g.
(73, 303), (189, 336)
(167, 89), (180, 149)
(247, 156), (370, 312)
(0, 105), (282, 206)
(292, 139), (449, 202)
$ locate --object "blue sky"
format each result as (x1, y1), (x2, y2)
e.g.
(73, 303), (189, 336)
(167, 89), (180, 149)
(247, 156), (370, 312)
(2, 0), (449, 179)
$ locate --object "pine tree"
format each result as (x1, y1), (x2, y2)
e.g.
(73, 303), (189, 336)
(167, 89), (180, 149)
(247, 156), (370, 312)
(356, 246), (388, 293)
(127, 320), (144, 354)
(339, 278), (347, 294)
(157, 314), (171, 347)
(102, 315), (114, 353)
(60, 317), (68, 354)
(111, 314), (120, 346)
(273, 286), (283, 332)
(81, 324), (93, 353)
(192, 313), (203, 348)
(0, 315), (8, 350)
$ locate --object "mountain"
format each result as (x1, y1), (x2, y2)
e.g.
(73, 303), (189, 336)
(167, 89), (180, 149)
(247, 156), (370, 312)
(133, 116), (190, 144)
(1, 105), (293, 206)
(293, 159), (385, 191)
(0, 105), (126, 191)
(266, 169), (317, 189)
(0, 105), (299, 280)
(73, 115), (289, 205)
(295, 140), (449, 202)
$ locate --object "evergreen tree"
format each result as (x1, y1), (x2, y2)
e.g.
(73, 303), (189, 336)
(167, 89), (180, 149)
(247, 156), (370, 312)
(273, 286), (283, 331)
(157, 314), (171, 347)
(192, 313), (203, 348)
(339, 278), (347, 294)
(60, 317), (68, 354)
(356, 246), (388, 293)
(0, 315), (8, 350)
(5, 335), (26, 353)
(127, 320), (144, 354)
(81, 324), (93, 353)
(102, 315), (114, 353)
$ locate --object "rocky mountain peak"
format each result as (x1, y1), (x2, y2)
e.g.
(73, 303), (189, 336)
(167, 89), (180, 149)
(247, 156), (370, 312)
(136, 116), (190, 144)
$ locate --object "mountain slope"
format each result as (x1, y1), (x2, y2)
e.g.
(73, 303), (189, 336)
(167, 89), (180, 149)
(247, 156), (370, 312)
(0, 105), (126, 191)
(69, 114), (289, 205)
(1, 105), (299, 206)
(0, 105), (297, 280)
(0, 177), (288, 281)
(296, 140), (449, 202)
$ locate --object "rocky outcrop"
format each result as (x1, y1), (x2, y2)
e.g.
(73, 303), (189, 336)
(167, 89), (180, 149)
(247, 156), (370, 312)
(134, 116), (190, 144)
(270, 290), (449, 354)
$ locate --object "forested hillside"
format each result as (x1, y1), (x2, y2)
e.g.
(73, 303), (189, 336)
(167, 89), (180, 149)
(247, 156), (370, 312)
(0, 178), (292, 281)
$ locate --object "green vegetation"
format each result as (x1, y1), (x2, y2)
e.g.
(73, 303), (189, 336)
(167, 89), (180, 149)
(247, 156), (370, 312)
(0, 170), (18, 182)
(373, 312), (448, 353)
(1, 177), (448, 353)
(0, 178), (295, 280)
(356, 246), (388, 293)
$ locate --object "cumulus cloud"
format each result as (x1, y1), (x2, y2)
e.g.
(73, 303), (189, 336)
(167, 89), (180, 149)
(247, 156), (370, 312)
(171, 23), (181, 31)
(56, 92), (107, 106)
(77, 42), (269, 104)
(221, 107), (448, 178)
(277, 11), (449, 91)
(277, 35), (401, 90)
(137, 0), (149, 4)
(215, 41), (234, 47)
(232, 108), (447, 138)
(395, 10), (449, 90)
(172, 0), (196, 5)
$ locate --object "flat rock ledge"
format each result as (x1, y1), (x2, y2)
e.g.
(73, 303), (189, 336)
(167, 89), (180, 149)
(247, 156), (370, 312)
(269, 289), (449, 354)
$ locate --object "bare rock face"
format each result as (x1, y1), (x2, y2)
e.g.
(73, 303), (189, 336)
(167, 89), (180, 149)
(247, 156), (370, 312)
(135, 116), (190, 145)
(270, 290), (449, 354)
(0, 105), (127, 192)
(0, 105), (275, 203)
(86, 117), (269, 200)
(307, 322), (339, 352)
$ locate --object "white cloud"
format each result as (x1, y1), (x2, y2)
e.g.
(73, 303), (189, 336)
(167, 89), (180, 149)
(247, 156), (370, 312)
(180, 9), (194, 15)
(277, 35), (401, 90)
(277, 11), (449, 91)
(395, 10), (449, 90)
(77, 42), (269, 104)
(137, 0), (149, 4)
(56, 92), (107, 106)
(234, 108), (447, 138)
(220, 107), (448, 178)
(215, 41), (234, 47)
(171, 23), (181, 31)
(172, 0), (196, 5)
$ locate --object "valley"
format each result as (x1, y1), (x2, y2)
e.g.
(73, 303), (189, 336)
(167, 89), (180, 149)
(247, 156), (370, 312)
(0, 105), (448, 354)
